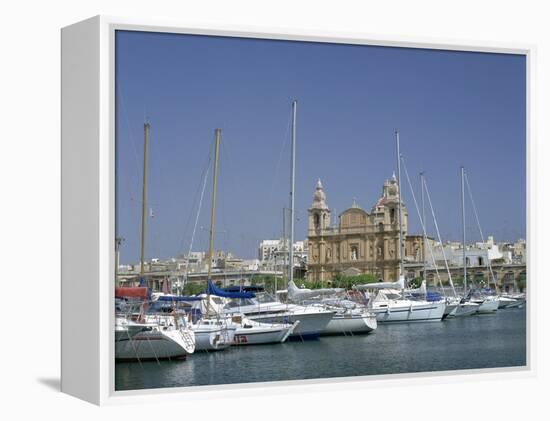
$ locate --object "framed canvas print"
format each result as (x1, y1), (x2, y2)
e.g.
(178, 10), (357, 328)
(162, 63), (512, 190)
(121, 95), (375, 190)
(61, 16), (532, 405)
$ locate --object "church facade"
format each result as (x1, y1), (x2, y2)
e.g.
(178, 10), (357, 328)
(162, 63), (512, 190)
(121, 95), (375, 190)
(307, 176), (425, 282)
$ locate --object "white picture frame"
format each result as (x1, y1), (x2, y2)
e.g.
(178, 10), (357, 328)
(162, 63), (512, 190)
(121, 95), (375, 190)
(61, 15), (534, 406)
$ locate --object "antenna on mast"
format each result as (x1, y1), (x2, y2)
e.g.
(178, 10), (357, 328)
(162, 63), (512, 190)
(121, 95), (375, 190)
(289, 100), (297, 284)
(395, 130), (405, 282)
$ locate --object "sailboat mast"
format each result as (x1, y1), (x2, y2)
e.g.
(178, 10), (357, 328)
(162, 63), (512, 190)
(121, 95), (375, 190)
(461, 166), (467, 295)
(289, 100), (297, 284)
(280, 206), (286, 290)
(208, 129), (221, 281)
(395, 131), (405, 279)
(420, 172), (427, 280)
(140, 122), (150, 277)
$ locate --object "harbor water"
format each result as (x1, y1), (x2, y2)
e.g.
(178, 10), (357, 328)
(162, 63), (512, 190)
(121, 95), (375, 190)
(115, 307), (526, 391)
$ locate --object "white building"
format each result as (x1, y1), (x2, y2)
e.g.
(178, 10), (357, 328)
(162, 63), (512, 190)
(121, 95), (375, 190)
(430, 236), (512, 268)
(500, 239), (526, 264)
(258, 239), (282, 262)
(258, 238), (308, 269)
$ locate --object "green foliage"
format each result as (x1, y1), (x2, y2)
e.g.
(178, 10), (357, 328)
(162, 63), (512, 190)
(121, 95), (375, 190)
(409, 277), (423, 288)
(297, 279), (324, 289)
(517, 277), (526, 291)
(182, 282), (205, 296)
(248, 274), (283, 293)
(317, 272), (379, 290)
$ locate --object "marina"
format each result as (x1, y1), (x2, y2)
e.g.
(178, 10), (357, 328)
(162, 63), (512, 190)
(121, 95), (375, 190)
(113, 102), (527, 390)
(115, 305), (526, 390)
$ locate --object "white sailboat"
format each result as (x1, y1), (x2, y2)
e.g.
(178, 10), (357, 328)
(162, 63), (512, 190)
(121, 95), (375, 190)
(192, 318), (236, 351)
(461, 167), (499, 314)
(470, 294), (499, 313)
(115, 122), (195, 361)
(222, 294), (336, 340)
(321, 306), (377, 335)
(286, 281), (377, 335)
(230, 315), (297, 345)
(354, 132), (445, 323)
(191, 128), (239, 351)
(115, 314), (155, 342)
(195, 292), (297, 346)
(115, 313), (196, 361)
(417, 172), (459, 318)
(500, 294), (526, 308)
(497, 296), (517, 309)
(228, 100), (335, 340)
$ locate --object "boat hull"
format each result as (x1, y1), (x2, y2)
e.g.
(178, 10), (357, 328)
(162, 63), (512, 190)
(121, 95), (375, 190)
(115, 324), (145, 342)
(372, 300), (445, 323)
(248, 310), (335, 339)
(498, 297), (517, 309)
(476, 298), (499, 313)
(454, 302), (480, 317)
(232, 326), (292, 345)
(504, 298), (525, 308)
(193, 325), (236, 351)
(321, 313), (377, 335)
(115, 329), (194, 361)
(443, 303), (459, 319)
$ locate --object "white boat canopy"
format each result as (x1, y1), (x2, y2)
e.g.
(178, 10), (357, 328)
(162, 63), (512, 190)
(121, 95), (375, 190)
(287, 280), (345, 302)
(353, 276), (405, 291)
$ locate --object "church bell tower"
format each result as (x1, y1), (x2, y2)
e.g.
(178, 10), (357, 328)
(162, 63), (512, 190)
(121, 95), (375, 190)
(308, 178), (330, 235)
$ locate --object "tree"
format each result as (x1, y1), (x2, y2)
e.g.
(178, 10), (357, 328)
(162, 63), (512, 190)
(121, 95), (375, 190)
(329, 272), (377, 290)
(409, 277), (422, 288)
(517, 272), (527, 291)
(182, 282), (204, 296)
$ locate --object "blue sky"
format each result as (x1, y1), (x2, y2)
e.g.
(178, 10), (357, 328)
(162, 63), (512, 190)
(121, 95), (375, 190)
(115, 30), (526, 264)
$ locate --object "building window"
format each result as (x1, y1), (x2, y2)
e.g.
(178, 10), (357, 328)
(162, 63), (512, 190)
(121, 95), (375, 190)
(314, 213), (320, 229)
(350, 245), (358, 260)
(478, 256), (484, 266)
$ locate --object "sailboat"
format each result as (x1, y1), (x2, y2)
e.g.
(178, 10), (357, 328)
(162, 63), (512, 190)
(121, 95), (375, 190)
(162, 128), (299, 347)
(201, 284), (298, 345)
(417, 172), (459, 318)
(115, 310), (196, 361)
(190, 128), (299, 348)
(221, 101), (336, 339)
(354, 131), (445, 322)
(283, 100), (338, 337)
(287, 280), (378, 335)
(460, 167), (499, 314)
(189, 128), (236, 351)
(115, 122), (196, 361)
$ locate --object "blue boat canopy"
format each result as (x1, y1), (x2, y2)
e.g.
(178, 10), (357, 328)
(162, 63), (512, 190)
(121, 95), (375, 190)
(207, 280), (255, 298)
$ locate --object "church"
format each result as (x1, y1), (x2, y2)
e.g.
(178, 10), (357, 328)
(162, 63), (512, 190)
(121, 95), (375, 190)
(307, 175), (425, 282)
